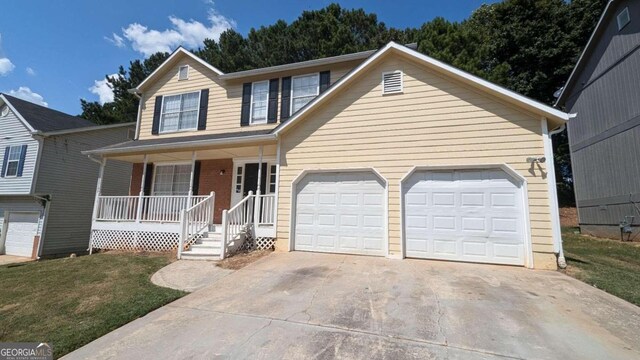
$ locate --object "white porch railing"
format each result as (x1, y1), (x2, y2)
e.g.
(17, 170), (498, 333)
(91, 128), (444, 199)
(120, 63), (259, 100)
(178, 192), (215, 259)
(220, 191), (254, 259)
(95, 195), (207, 223)
(257, 194), (276, 225)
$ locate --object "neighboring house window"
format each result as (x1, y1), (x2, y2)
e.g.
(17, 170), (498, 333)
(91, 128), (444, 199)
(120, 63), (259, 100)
(1, 145), (26, 178)
(268, 165), (277, 193)
(178, 65), (189, 80)
(250, 81), (269, 124)
(160, 92), (200, 133)
(291, 73), (319, 113)
(617, 7), (630, 31)
(152, 164), (191, 195)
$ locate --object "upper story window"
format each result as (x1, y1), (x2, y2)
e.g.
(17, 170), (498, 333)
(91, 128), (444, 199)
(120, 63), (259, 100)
(152, 164), (191, 195)
(160, 91), (200, 133)
(178, 65), (189, 80)
(1, 145), (27, 178)
(250, 81), (269, 124)
(617, 7), (630, 31)
(291, 73), (319, 113)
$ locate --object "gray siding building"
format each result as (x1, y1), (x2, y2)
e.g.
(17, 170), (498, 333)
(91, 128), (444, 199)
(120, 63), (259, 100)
(0, 93), (133, 258)
(556, 0), (640, 239)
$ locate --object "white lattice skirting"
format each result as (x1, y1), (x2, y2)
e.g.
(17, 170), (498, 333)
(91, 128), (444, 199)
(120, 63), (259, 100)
(90, 230), (199, 252)
(241, 235), (276, 251)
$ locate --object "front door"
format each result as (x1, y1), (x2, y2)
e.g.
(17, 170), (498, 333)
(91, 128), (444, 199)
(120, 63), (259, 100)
(242, 163), (268, 196)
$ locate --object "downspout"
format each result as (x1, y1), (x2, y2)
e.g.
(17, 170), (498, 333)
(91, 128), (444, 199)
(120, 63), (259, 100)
(33, 194), (51, 259)
(546, 122), (567, 269)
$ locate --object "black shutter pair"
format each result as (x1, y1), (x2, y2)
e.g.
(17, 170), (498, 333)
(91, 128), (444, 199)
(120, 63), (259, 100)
(1, 145), (27, 178)
(241, 79), (279, 126)
(280, 71), (330, 121)
(151, 89), (209, 134)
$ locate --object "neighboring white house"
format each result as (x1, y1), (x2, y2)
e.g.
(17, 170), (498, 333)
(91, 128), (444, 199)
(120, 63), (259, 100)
(0, 93), (134, 258)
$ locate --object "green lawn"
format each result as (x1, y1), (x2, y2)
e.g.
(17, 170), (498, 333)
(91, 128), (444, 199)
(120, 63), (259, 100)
(562, 227), (640, 306)
(0, 253), (185, 358)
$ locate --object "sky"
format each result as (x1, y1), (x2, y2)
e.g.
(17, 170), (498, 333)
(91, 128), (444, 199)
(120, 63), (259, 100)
(0, 0), (497, 115)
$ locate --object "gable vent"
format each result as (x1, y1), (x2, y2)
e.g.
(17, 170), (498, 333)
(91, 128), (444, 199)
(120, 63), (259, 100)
(178, 65), (189, 80)
(617, 7), (630, 31)
(382, 71), (403, 94)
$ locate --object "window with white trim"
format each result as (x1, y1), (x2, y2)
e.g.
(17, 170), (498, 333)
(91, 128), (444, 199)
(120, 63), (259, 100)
(160, 92), (199, 133)
(250, 81), (269, 124)
(178, 65), (189, 80)
(382, 71), (403, 94)
(617, 7), (630, 31)
(152, 164), (191, 195)
(268, 165), (277, 193)
(235, 166), (243, 193)
(291, 73), (319, 113)
(4, 146), (22, 177)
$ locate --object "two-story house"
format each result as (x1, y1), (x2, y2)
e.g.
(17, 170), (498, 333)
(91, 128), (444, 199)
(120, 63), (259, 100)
(0, 94), (134, 258)
(555, 0), (640, 240)
(86, 41), (570, 269)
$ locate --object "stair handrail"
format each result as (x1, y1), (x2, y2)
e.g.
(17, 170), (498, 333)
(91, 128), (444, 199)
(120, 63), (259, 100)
(178, 191), (215, 259)
(220, 191), (254, 259)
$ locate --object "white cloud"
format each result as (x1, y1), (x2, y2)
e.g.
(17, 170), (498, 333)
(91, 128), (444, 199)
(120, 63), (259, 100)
(89, 73), (121, 104)
(0, 58), (14, 76)
(113, 6), (235, 57)
(7, 87), (48, 107)
(26, 67), (36, 76)
(105, 33), (125, 48)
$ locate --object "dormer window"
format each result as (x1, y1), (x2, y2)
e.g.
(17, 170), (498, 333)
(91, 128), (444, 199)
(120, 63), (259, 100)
(159, 91), (199, 133)
(250, 81), (269, 124)
(291, 73), (319, 113)
(178, 65), (189, 80)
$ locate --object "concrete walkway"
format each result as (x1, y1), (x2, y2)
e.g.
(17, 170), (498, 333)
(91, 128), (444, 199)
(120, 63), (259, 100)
(151, 260), (234, 292)
(0, 255), (32, 266)
(66, 252), (640, 359)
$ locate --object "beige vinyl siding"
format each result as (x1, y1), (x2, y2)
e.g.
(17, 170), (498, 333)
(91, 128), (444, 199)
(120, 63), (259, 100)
(276, 53), (557, 269)
(138, 56), (360, 140)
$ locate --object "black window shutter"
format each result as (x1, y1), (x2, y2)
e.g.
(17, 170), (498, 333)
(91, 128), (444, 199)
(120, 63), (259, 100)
(0, 147), (9, 178)
(280, 76), (292, 121)
(267, 78), (279, 123)
(198, 89), (209, 130)
(151, 96), (163, 135)
(143, 163), (154, 196)
(192, 161), (202, 195)
(16, 145), (27, 177)
(240, 83), (252, 126)
(319, 71), (330, 93)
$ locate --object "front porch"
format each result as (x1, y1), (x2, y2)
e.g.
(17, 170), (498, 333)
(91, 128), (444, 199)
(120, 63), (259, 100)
(89, 142), (278, 259)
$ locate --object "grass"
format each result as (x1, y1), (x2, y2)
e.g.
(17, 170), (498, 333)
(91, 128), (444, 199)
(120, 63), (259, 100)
(562, 227), (640, 306)
(0, 252), (186, 358)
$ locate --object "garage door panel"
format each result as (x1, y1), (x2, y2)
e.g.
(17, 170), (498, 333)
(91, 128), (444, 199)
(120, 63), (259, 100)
(404, 169), (525, 266)
(294, 171), (386, 256)
(4, 212), (39, 257)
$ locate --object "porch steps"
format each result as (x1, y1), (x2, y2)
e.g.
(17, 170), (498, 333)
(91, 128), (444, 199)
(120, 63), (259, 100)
(180, 226), (223, 260)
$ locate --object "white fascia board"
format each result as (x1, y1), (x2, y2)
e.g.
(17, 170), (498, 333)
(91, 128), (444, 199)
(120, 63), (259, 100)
(135, 47), (224, 91)
(0, 94), (37, 133)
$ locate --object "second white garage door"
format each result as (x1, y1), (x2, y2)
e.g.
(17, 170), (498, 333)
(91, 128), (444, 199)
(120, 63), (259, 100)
(294, 171), (386, 256)
(4, 212), (40, 257)
(403, 169), (526, 266)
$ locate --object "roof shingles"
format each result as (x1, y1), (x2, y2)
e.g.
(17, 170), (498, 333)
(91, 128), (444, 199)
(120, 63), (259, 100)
(1, 93), (95, 132)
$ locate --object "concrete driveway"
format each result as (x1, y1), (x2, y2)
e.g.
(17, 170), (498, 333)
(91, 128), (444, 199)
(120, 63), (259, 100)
(66, 252), (640, 359)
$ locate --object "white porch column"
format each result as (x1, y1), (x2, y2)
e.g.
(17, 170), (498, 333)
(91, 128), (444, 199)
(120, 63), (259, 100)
(254, 145), (264, 226)
(188, 151), (197, 207)
(136, 155), (148, 223)
(90, 157), (107, 254)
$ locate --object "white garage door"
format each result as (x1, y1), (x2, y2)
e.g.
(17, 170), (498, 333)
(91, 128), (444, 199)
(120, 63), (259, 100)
(4, 212), (39, 257)
(294, 171), (386, 256)
(403, 169), (526, 265)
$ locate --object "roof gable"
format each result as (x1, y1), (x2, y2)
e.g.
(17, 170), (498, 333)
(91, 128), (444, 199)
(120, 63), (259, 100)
(135, 47), (224, 92)
(0, 94), (94, 133)
(273, 42), (569, 136)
